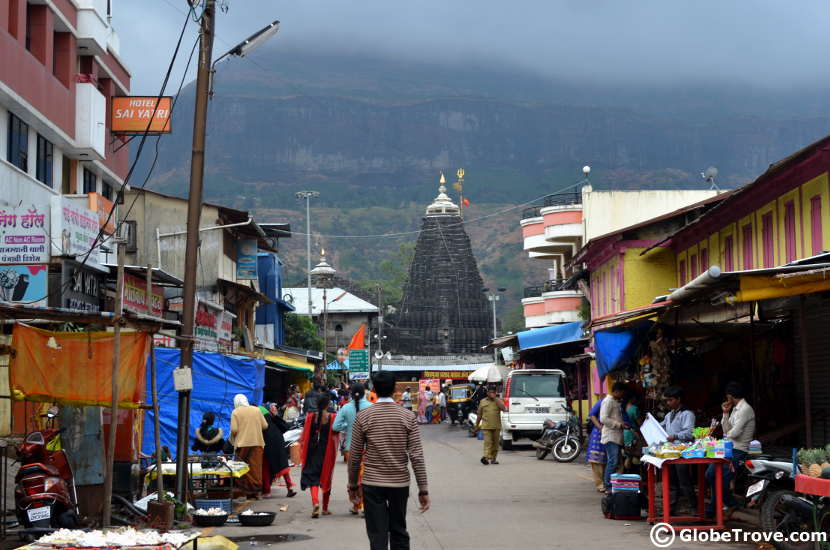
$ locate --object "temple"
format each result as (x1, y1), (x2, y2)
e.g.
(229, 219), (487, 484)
(389, 174), (492, 355)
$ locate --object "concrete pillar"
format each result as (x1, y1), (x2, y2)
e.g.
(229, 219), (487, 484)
(28, 5), (54, 68)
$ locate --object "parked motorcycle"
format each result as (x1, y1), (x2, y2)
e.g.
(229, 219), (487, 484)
(15, 408), (79, 536)
(533, 405), (582, 462)
(744, 457), (798, 530)
(466, 413), (478, 437)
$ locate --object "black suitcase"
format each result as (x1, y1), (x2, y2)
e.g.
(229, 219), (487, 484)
(602, 492), (642, 520)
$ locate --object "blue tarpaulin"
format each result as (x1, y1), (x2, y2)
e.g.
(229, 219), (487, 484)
(142, 348), (265, 458)
(594, 321), (654, 378)
(517, 321), (585, 351)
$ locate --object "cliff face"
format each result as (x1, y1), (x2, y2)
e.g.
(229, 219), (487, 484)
(141, 51), (830, 317)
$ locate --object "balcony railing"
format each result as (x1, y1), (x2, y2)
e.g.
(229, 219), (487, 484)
(521, 192), (582, 220)
(523, 279), (566, 298)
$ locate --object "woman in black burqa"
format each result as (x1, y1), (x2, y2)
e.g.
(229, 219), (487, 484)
(262, 402), (297, 498)
(192, 412), (225, 453)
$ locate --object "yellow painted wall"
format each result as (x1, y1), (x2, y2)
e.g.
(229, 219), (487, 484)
(625, 247), (676, 308)
(801, 173), (830, 256)
(676, 249), (687, 287)
(777, 188), (802, 264)
(675, 171), (830, 279)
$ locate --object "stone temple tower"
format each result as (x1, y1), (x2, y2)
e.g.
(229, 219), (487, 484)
(391, 173), (491, 355)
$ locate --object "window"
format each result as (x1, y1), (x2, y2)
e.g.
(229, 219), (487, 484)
(689, 255), (698, 278)
(82, 169), (96, 193)
(742, 224), (753, 270)
(700, 248), (709, 272)
(101, 182), (113, 201)
(762, 213), (774, 268)
(811, 196), (824, 255)
(7, 113), (28, 172)
(724, 235), (734, 271)
(784, 201), (797, 263)
(35, 135), (53, 187)
(679, 259), (687, 286)
(25, 3), (33, 51)
(510, 373), (563, 398)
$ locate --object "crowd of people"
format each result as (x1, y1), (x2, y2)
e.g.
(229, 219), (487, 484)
(591, 380), (756, 519)
(189, 376), (431, 549)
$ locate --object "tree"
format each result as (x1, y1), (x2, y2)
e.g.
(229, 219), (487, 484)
(284, 314), (323, 351)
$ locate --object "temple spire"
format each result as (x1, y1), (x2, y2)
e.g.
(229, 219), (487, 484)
(426, 172), (459, 216)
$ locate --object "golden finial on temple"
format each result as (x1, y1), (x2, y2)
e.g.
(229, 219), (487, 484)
(439, 172), (446, 184)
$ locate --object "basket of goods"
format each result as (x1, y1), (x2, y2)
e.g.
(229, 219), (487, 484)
(238, 509), (276, 526)
(192, 508), (229, 527)
(798, 447), (830, 477)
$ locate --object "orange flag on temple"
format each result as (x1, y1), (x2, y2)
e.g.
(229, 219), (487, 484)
(348, 323), (366, 350)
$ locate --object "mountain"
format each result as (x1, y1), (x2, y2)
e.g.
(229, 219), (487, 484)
(137, 49), (830, 323)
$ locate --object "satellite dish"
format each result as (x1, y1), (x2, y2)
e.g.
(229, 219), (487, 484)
(374, 351), (384, 359)
(703, 166), (718, 180)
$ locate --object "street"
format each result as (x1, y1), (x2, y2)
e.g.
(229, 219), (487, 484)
(213, 425), (754, 550)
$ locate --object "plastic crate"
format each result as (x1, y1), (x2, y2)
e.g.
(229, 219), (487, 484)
(193, 498), (232, 514)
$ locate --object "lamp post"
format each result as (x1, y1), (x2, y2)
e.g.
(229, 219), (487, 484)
(311, 249), (335, 379)
(483, 287), (507, 363)
(174, 8), (280, 500)
(296, 191), (319, 319)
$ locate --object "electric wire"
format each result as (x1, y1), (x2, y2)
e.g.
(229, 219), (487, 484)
(5, 9), (193, 305)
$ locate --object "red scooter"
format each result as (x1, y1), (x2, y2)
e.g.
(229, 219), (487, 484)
(15, 409), (79, 535)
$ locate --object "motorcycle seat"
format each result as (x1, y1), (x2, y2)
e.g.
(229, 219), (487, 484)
(16, 463), (60, 481)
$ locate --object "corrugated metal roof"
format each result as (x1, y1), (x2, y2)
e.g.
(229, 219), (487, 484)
(283, 288), (379, 314)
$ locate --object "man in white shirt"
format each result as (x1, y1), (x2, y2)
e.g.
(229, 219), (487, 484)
(438, 389), (448, 422)
(600, 382), (629, 492)
(401, 388), (412, 410)
(706, 381), (755, 518)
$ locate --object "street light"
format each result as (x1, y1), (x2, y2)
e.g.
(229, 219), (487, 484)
(483, 287), (507, 363)
(172, 3), (280, 506)
(311, 249), (335, 379)
(209, 20), (280, 97)
(296, 191), (319, 318)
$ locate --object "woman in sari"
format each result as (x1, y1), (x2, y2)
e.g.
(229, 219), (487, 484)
(333, 383), (373, 515)
(299, 395), (340, 518)
(586, 399), (607, 493)
(230, 394), (268, 498)
(417, 391), (428, 424)
(261, 403), (297, 498)
(283, 386), (301, 422)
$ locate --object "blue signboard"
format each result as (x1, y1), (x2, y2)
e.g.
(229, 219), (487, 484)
(0, 264), (48, 306)
(236, 239), (258, 280)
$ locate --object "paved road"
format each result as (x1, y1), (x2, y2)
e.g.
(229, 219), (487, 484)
(215, 424), (756, 549)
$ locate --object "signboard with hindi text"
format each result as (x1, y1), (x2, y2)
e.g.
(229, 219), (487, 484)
(123, 273), (164, 316)
(0, 205), (49, 264)
(50, 196), (104, 270)
(236, 239), (258, 280)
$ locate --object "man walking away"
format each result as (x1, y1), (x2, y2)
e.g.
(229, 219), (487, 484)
(600, 382), (629, 492)
(424, 386), (434, 423)
(474, 385), (506, 465)
(349, 371), (429, 550)
(401, 387), (412, 410)
(438, 388), (448, 422)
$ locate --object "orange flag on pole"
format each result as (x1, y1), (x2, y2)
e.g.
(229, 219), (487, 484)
(347, 323), (366, 350)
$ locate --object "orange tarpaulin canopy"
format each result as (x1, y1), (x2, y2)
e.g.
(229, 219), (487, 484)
(9, 323), (150, 408)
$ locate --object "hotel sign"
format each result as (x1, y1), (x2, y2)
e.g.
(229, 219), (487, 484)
(112, 96), (172, 134)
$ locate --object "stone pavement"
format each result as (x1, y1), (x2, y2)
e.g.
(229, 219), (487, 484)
(207, 424), (761, 549)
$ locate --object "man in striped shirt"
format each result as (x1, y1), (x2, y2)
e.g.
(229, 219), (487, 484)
(349, 371), (430, 550)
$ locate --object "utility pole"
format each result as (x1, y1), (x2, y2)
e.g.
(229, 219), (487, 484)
(176, 0), (215, 500)
(102, 238), (125, 526)
(295, 191), (319, 318)
(377, 285), (384, 371)
(484, 288), (506, 364)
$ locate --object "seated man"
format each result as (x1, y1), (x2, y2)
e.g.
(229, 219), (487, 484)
(705, 381), (755, 518)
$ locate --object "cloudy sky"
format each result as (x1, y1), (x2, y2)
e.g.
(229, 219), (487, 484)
(115, 1), (830, 96)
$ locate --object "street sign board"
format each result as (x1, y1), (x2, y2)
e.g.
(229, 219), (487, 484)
(349, 349), (369, 373)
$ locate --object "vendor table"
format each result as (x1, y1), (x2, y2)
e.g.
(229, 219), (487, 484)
(144, 460), (250, 482)
(643, 456), (731, 530)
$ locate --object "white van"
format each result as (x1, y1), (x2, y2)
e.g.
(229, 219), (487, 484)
(499, 369), (567, 450)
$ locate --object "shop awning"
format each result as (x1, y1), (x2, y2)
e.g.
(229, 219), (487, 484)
(262, 351), (314, 378)
(591, 301), (671, 330)
(218, 278), (274, 304)
(594, 321), (654, 378)
(735, 268), (830, 302)
(517, 321), (585, 351)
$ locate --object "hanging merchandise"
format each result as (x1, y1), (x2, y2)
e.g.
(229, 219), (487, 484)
(648, 327), (671, 399)
(9, 323), (151, 408)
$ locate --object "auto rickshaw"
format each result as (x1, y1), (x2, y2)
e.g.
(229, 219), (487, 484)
(446, 383), (478, 425)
